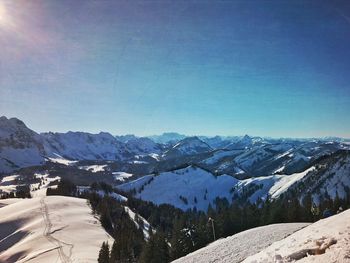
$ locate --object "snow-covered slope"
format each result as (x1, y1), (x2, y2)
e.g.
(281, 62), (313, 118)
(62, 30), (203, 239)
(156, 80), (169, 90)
(200, 141), (347, 178)
(122, 137), (163, 155)
(0, 116), (45, 173)
(243, 209), (350, 263)
(0, 196), (112, 263)
(163, 137), (212, 159)
(291, 150), (350, 204)
(225, 135), (265, 150)
(118, 166), (238, 211)
(119, 150), (350, 211)
(232, 166), (316, 203)
(117, 165), (316, 211)
(172, 223), (309, 263)
(174, 208), (350, 263)
(42, 131), (132, 161)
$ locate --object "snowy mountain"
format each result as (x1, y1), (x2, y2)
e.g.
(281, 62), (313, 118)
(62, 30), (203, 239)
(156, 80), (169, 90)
(199, 136), (235, 149)
(0, 116), (349, 184)
(42, 131), (133, 161)
(118, 165), (238, 211)
(162, 137), (213, 159)
(0, 117), (45, 173)
(118, 150), (350, 212)
(225, 135), (265, 150)
(122, 137), (163, 155)
(148, 132), (186, 144)
(199, 140), (347, 178)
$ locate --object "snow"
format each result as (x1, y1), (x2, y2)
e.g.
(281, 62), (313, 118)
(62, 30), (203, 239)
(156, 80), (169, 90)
(149, 153), (160, 161)
(273, 165), (286, 174)
(118, 166), (239, 211)
(0, 196), (113, 263)
(130, 160), (148, 164)
(172, 223), (309, 263)
(0, 174), (20, 193)
(0, 174), (19, 184)
(96, 190), (128, 202)
(119, 165), (317, 210)
(42, 131), (131, 161)
(77, 186), (128, 202)
(268, 166), (315, 198)
(234, 166), (316, 203)
(166, 137), (212, 156)
(202, 150), (240, 165)
(243, 209), (350, 263)
(79, 164), (107, 173)
(310, 156), (350, 202)
(113, 172), (133, 182)
(124, 206), (152, 239)
(123, 137), (162, 155)
(0, 173), (60, 197)
(47, 153), (78, 166)
(30, 173), (60, 198)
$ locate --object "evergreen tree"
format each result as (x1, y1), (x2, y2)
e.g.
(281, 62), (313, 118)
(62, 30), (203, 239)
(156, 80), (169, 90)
(98, 242), (110, 263)
(141, 231), (169, 263)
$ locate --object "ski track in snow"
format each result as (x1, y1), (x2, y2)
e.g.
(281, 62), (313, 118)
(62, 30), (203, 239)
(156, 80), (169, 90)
(40, 197), (73, 263)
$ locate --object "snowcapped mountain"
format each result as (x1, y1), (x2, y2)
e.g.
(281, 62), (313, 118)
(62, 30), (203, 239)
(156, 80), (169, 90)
(0, 115), (349, 187)
(199, 140), (347, 178)
(163, 136), (213, 159)
(225, 150), (350, 205)
(42, 131), (133, 161)
(0, 117), (45, 173)
(121, 137), (163, 155)
(225, 135), (265, 150)
(118, 150), (350, 212)
(148, 132), (186, 144)
(291, 150), (350, 204)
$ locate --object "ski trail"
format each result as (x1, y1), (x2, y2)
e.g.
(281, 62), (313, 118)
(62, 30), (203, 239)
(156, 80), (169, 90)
(40, 197), (74, 263)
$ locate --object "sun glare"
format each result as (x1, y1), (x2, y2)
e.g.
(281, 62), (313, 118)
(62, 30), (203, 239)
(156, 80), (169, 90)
(0, 2), (9, 26)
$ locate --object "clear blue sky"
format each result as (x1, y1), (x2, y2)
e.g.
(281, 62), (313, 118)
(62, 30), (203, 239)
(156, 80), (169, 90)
(0, 0), (350, 137)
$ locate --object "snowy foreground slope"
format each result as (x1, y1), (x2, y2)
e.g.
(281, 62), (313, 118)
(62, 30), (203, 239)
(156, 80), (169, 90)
(0, 196), (112, 263)
(243, 209), (350, 263)
(172, 223), (309, 263)
(173, 209), (350, 263)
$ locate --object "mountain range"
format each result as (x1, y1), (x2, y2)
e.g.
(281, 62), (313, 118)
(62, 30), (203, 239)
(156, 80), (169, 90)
(1, 115), (350, 212)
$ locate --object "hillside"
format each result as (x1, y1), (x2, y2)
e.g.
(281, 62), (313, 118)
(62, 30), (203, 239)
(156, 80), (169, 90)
(172, 223), (309, 263)
(118, 151), (350, 211)
(173, 208), (350, 263)
(118, 165), (238, 211)
(243, 208), (350, 262)
(0, 196), (112, 263)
